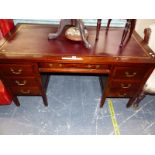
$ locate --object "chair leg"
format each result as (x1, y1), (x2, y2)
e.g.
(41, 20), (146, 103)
(96, 19), (101, 40)
(126, 90), (146, 108)
(126, 96), (137, 108)
(127, 19), (136, 41)
(132, 91), (146, 108)
(78, 19), (91, 48)
(48, 19), (73, 39)
(106, 19), (112, 33)
(120, 20), (131, 47)
(120, 19), (136, 47)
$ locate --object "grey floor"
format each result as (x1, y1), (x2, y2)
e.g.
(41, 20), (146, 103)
(0, 75), (155, 135)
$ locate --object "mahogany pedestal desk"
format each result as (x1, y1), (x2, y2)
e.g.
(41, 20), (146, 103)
(0, 24), (155, 108)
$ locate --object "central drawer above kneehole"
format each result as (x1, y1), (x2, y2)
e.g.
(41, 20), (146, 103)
(38, 62), (111, 74)
(39, 62), (110, 69)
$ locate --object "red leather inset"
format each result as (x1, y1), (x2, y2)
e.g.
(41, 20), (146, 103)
(0, 80), (12, 105)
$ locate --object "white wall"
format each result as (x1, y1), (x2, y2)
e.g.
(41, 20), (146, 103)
(135, 19), (155, 37)
(135, 19), (155, 52)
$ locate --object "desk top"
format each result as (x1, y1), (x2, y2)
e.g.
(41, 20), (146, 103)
(0, 24), (155, 64)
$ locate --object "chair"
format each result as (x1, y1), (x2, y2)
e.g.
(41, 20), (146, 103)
(48, 19), (91, 49)
(131, 24), (155, 108)
(96, 19), (136, 47)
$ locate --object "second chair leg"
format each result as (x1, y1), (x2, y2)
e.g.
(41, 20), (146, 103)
(96, 19), (102, 40)
(126, 91), (146, 108)
(106, 19), (112, 32)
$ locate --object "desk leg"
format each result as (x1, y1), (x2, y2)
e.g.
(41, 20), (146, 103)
(41, 84), (48, 107)
(99, 75), (108, 108)
(44, 75), (50, 92)
(13, 96), (20, 107)
(100, 94), (106, 108)
(42, 94), (48, 106)
(39, 74), (49, 106)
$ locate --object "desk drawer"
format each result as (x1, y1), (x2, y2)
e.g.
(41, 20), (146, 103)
(107, 89), (134, 97)
(109, 80), (140, 90)
(107, 80), (140, 97)
(11, 86), (41, 95)
(39, 63), (111, 74)
(5, 77), (40, 87)
(39, 62), (110, 70)
(112, 67), (148, 80)
(0, 64), (38, 76)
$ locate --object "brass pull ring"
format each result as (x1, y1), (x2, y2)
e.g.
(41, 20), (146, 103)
(87, 65), (92, 68)
(96, 65), (100, 69)
(59, 64), (62, 67)
(49, 63), (53, 67)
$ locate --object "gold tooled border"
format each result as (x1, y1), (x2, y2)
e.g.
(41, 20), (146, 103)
(0, 24), (23, 50)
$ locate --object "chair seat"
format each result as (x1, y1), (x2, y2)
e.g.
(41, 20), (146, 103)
(144, 69), (155, 93)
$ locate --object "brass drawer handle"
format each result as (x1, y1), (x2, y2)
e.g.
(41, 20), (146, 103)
(20, 89), (30, 94)
(59, 64), (62, 67)
(121, 83), (131, 89)
(10, 68), (23, 75)
(15, 80), (27, 86)
(125, 72), (136, 78)
(87, 65), (92, 68)
(49, 63), (53, 67)
(96, 65), (100, 69)
(119, 93), (127, 97)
